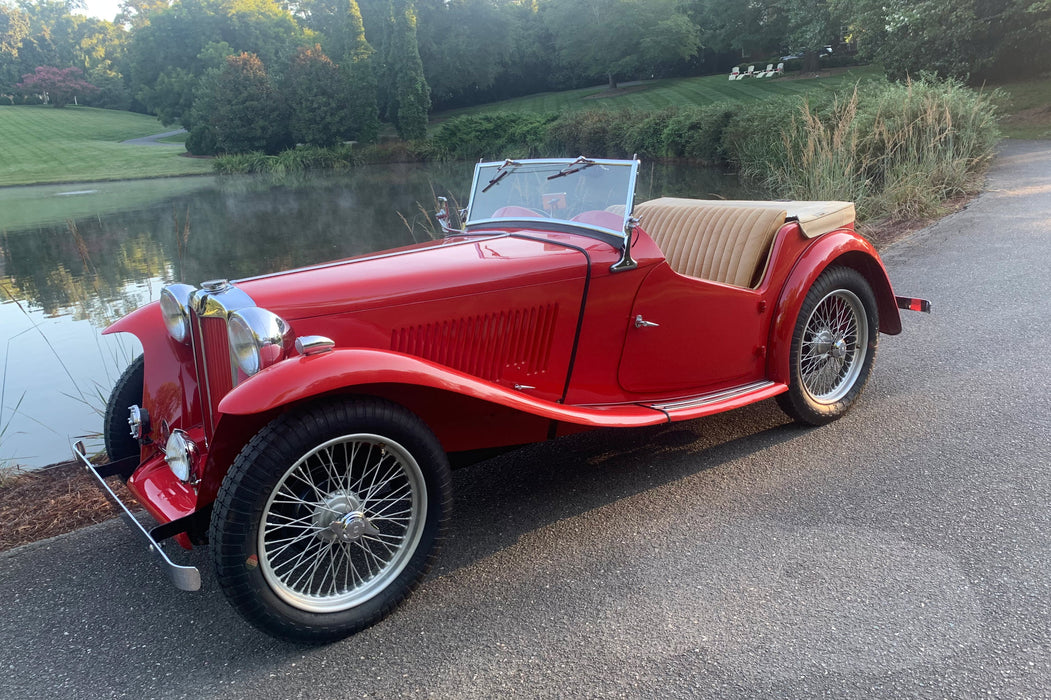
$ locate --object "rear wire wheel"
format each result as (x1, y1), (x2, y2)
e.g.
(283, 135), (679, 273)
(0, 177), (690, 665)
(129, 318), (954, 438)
(210, 397), (451, 643)
(776, 266), (879, 425)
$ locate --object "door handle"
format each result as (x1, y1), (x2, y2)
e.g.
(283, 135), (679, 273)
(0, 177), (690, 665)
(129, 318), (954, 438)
(634, 314), (659, 328)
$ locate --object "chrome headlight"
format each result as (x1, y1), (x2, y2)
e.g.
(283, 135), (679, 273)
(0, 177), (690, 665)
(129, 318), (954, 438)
(228, 307), (290, 376)
(163, 429), (198, 482)
(160, 284), (196, 344)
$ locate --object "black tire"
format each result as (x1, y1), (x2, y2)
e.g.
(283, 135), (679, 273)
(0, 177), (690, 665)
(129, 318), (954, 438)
(210, 397), (452, 643)
(103, 355), (144, 463)
(776, 266), (878, 426)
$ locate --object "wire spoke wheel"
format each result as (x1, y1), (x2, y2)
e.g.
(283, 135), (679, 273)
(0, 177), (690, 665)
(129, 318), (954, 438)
(799, 289), (868, 403)
(260, 434), (427, 613)
(776, 266), (879, 426)
(211, 398), (451, 642)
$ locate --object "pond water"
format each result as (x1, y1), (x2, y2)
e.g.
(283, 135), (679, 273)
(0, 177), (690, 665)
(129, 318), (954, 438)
(0, 161), (741, 468)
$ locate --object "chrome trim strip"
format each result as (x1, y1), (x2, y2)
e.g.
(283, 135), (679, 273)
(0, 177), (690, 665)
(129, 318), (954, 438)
(646, 380), (777, 412)
(71, 442), (201, 592)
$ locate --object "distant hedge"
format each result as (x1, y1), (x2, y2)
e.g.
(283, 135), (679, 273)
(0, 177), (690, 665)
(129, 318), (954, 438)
(428, 76), (1001, 220)
(217, 76), (1000, 223)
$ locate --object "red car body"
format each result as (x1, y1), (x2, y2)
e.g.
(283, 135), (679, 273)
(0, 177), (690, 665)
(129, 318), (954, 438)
(77, 157), (925, 642)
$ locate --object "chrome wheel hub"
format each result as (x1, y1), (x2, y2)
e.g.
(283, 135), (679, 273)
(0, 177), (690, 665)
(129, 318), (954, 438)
(312, 493), (380, 543)
(811, 329), (834, 355)
(799, 289), (869, 404)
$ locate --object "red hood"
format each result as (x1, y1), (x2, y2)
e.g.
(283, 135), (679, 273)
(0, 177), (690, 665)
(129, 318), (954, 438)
(236, 232), (595, 320)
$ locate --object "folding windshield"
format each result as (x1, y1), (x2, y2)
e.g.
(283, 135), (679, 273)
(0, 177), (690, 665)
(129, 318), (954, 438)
(465, 158), (639, 244)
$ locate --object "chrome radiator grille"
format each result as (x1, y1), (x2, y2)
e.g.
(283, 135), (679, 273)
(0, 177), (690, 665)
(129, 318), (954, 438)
(191, 312), (236, 435)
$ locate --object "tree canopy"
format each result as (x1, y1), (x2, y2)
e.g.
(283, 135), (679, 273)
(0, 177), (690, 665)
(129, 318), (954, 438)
(0, 0), (1046, 148)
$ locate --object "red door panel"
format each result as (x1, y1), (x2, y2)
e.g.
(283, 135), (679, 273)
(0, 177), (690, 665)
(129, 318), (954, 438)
(618, 263), (765, 393)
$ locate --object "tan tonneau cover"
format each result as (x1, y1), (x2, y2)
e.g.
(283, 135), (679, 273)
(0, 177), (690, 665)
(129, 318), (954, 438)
(641, 198), (855, 238)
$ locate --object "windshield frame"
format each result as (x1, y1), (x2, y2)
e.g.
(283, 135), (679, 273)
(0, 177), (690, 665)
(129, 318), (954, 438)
(461, 157), (640, 249)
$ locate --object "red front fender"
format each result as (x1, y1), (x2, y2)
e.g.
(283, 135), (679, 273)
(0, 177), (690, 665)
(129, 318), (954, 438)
(767, 231), (902, 385)
(217, 347), (666, 428)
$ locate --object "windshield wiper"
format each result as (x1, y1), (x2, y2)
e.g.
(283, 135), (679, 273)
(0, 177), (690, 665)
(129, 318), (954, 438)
(482, 159), (521, 193)
(547, 156), (596, 181)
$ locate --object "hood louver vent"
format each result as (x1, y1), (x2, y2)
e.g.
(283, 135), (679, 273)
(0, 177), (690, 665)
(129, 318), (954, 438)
(392, 304), (559, 381)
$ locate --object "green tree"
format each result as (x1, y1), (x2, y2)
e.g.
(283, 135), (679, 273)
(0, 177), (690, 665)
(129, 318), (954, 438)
(0, 3), (30, 91)
(696, 0), (841, 73)
(544, 0), (700, 89)
(1, 4), (29, 60)
(340, 0), (380, 141)
(117, 0), (172, 29)
(840, 0), (1051, 79)
(389, 0), (429, 139)
(283, 44), (350, 145)
(358, 0), (394, 119)
(208, 51), (282, 152)
(415, 0), (511, 107)
(126, 0), (304, 125)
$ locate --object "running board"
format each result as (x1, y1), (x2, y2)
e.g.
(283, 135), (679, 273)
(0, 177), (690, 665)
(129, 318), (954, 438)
(642, 380), (787, 422)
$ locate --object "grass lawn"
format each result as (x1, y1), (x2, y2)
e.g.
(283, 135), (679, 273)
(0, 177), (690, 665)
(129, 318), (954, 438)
(432, 65), (885, 120)
(990, 76), (1051, 139)
(0, 105), (212, 187)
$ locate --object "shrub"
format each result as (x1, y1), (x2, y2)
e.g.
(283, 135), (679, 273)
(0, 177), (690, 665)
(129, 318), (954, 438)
(662, 104), (738, 163)
(544, 110), (638, 158)
(625, 108), (678, 158)
(185, 125), (218, 156)
(430, 113), (558, 160)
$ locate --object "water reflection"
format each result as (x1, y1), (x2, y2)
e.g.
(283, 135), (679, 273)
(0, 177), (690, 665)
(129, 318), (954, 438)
(0, 161), (740, 468)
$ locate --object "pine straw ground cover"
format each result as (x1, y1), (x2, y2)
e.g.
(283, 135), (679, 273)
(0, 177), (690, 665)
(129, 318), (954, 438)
(0, 461), (138, 552)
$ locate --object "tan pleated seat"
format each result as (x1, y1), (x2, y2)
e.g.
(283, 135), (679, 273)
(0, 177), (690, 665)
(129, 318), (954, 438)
(633, 198), (787, 288)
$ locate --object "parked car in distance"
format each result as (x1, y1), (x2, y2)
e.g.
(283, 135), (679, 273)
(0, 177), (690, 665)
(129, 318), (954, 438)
(75, 156), (929, 642)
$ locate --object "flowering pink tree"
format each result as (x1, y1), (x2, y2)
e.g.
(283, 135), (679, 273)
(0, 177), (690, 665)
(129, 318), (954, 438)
(16, 67), (97, 108)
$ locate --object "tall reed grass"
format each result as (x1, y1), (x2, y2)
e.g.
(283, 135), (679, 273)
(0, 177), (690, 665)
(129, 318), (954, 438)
(213, 144), (361, 175)
(737, 77), (1002, 220)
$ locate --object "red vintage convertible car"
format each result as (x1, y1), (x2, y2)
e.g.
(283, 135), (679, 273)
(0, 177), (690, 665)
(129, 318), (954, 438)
(75, 157), (929, 642)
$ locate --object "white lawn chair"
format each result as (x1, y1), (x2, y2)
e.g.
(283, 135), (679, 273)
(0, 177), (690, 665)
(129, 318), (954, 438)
(759, 63), (775, 78)
(729, 66), (741, 80)
(775, 62), (785, 76)
(742, 65), (757, 78)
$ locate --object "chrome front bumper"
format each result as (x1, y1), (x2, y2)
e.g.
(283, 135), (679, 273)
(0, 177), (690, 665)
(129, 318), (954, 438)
(72, 442), (202, 591)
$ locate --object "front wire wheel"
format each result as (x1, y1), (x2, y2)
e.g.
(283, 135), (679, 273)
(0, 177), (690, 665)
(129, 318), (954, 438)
(777, 266), (879, 425)
(211, 398), (451, 643)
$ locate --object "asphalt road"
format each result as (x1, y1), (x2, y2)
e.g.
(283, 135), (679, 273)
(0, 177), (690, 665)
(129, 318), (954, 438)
(2, 141), (1049, 699)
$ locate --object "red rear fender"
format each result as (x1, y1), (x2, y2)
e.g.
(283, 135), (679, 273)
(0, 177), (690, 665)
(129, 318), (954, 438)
(767, 232), (901, 385)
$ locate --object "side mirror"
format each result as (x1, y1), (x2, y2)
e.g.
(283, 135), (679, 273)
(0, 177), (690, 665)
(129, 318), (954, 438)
(435, 196), (465, 235)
